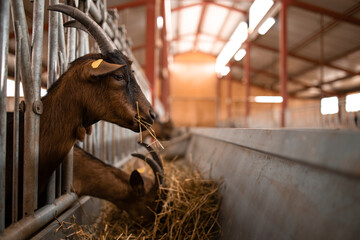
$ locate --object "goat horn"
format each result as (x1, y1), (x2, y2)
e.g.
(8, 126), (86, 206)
(131, 153), (164, 189)
(138, 142), (163, 170)
(64, 20), (90, 35)
(47, 4), (117, 55)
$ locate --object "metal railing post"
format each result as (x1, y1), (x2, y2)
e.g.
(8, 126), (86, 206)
(11, 0), (41, 217)
(46, 0), (59, 204)
(0, 0), (10, 233)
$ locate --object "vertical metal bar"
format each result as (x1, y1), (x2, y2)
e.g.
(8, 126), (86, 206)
(12, 31), (22, 224)
(11, 0), (41, 216)
(279, 0), (288, 127)
(244, 41), (251, 127)
(0, 0), (10, 232)
(58, 12), (68, 71)
(227, 66), (232, 125)
(46, 0), (59, 204)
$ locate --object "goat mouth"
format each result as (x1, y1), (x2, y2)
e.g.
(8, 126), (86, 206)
(132, 117), (151, 132)
(133, 115), (153, 131)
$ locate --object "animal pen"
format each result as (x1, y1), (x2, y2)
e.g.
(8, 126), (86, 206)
(1, 1), (360, 240)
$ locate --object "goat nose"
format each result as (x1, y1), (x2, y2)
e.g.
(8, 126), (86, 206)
(149, 110), (156, 120)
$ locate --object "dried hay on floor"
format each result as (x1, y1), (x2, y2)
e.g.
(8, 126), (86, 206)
(59, 159), (222, 239)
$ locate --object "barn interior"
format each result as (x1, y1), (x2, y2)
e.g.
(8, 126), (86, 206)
(1, 0), (360, 239)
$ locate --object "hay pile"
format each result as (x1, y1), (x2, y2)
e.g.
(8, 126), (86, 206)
(59, 159), (222, 239)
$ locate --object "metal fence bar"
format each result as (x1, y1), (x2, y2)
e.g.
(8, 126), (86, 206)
(46, 0), (59, 205)
(1, 193), (77, 240)
(0, 0), (10, 233)
(11, 26), (22, 224)
(11, 0), (41, 216)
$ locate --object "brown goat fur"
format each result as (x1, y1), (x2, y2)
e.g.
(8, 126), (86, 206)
(73, 146), (160, 224)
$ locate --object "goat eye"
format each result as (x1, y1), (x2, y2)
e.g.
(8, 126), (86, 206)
(114, 74), (125, 81)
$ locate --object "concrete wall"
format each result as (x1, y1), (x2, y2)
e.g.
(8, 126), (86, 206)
(184, 128), (360, 240)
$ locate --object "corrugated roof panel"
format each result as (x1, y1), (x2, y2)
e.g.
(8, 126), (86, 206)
(181, 0), (202, 7)
(202, 5), (228, 36)
(287, 8), (323, 50)
(178, 5), (203, 35)
(214, 0), (233, 7)
(219, 11), (245, 40)
(197, 34), (215, 53)
(177, 35), (196, 53)
(333, 50), (360, 72)
(299, 0), (356, 13)
(211, 41), (225, 55)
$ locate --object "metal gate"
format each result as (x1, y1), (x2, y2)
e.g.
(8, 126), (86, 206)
(0, 1), (154, 239)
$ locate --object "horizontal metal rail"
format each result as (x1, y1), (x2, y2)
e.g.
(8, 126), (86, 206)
(0, 193), (77, 240)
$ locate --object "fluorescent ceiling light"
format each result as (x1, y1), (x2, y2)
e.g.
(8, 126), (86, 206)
(221, 66), (230, 76)
(258, 17), (275, 35)
(234, 49), (246, 61)
(157, 16), (164, 29)
(254, 96), (283, 103)
(249, 0), (274, 31)
(345, 93), (360, 112)
(321, 96), (339, 115)
(215, 21), (248, 73)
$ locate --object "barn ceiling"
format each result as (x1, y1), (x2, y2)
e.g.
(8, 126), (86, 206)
(107, 0), (360, 99)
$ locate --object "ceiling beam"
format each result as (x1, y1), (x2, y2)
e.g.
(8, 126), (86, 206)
(172, 1), (247, 15)
(290, 1), (360, 26)
(289, 2), (360, 53)
(253, 42), (357, 75)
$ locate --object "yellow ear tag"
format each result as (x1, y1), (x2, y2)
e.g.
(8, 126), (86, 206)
(91, 59), (103, 68)
(137, 167), (146, 174)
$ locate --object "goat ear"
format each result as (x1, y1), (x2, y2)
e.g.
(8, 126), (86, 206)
(88, 59), (125, 77)
(130, 170), (145, 197)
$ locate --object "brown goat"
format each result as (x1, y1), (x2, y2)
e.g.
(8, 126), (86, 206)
(5, 4), (155, 226)
(72, 145), (164, 224)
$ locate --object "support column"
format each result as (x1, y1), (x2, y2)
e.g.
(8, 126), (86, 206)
(160, 0), (170, 116)
(227, 66), (232, 124)
(216, 77), (221, 126)
(146, 0), (158, 107)
(244, 41), (251, 127)
(279, 0), (289, 127)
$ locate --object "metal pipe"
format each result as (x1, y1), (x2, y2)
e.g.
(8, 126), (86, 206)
(58, 12), (68, 70)
(62, 147), (73, 194)
(13, 14), (40, 216)
(12, 29), (22, 224)
(0, 0), (10, 232)
(46, 0), (59, 204)
(279, 0), (288, 127)
(31, 0), (45, 96)
(244, 41), (251, 127)
(1, 193), (77, 240)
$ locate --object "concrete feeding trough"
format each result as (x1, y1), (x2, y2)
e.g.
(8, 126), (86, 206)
(162, 128), (360, 240)
(32, 128), (360, 239)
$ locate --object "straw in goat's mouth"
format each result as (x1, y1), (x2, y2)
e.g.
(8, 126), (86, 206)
(135, 101), (164, 149)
